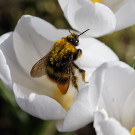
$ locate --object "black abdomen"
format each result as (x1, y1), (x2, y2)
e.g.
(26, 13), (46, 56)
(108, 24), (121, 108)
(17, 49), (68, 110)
(46, 61), (71, 84)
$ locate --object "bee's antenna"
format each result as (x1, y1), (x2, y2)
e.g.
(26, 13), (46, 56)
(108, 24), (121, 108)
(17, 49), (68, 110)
(78, 29), (90, 36)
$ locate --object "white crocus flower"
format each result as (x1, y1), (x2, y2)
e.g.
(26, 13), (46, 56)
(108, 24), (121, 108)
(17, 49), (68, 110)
(87, 61), (135, 135)
(58, 0), (135, 37)
(0, 15), (118, 132)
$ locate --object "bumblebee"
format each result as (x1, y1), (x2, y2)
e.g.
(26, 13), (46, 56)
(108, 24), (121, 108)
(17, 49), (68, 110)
(30, 29), (89, 94)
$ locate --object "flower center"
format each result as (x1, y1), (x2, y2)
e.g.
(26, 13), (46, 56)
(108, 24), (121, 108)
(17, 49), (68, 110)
(54, 87), (77, 110)
(91, 0), (102, 3)
(37, 76), (77, 111)
(131, 127), (135, 135)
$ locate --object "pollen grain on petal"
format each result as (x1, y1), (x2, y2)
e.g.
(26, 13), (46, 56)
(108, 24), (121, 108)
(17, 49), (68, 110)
(91, 0), (102, 4)
(131, 127), (135, 135)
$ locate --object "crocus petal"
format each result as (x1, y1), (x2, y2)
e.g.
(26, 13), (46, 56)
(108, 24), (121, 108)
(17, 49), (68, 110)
(88, 61), (135, 122)
(58, 0), (72, 20)
(13, 15), (71, 77)
(0, 50), (12, 90)
(75, 37), (119, 68)
(102, 0), (128, 12)
(0, 33), (44, 91)
(58, 0), (69, 13)
(59, 0), (116, 37)
(122, 88), (135, 130)
(13, 15), (54, 76)
(94, 111), (130, 135)
(0, 32), (12, 44)
(29, 15), (70, 42)
(56, 85), (96, 132)
(13, 83), (66, 120)
(0, 33), (12, 89)
(115, 0), (135, 31)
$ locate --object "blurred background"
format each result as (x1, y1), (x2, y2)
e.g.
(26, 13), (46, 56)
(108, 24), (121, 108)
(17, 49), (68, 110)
(0, 0), (135, 135)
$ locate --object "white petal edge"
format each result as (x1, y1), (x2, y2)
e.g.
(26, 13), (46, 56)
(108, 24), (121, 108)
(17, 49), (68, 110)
(115, 0), (135, 31)
(58, 0), (69, 19)
(88, 61), (135, 121)
(56, 86), (96, 132)
(122, 87), (135, 130)
(0, 32), (44, 92)
(13, 83), (67, 120)
(94, 110), (130, 135)
(0, 33), (13, 90)
(67, 0), (116, 37)
(0, 50), (12, 90)
(66, 0), (88, 30)
(75, 37), (119, 68)
(0, 32), (12, 44)
(58, 0), (69, 11)
(102, 0), (128, 13)
(29, 15), (71, 42)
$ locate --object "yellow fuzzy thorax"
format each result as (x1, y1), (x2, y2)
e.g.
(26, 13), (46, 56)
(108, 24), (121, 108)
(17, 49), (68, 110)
(67, 33), (78, 39)
(49, 38), (76, 65)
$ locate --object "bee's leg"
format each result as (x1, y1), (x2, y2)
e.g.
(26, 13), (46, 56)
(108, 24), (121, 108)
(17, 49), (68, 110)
(72, 62), (87, 83)
(71, 70), (78, 91)
(73, 49), (82, 60)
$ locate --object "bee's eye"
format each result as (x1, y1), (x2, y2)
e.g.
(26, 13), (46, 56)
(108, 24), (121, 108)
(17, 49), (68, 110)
(73, 39), (79, 46)
(75, 40), (79, 44)
(67, 37), (79, 46)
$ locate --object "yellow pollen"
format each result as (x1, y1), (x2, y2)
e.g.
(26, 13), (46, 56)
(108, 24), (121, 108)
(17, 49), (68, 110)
(50, 39), (76, 66)
(91, 0), (102, 3)
(54, 88), (76, 110)
(131, 127), (135, 135)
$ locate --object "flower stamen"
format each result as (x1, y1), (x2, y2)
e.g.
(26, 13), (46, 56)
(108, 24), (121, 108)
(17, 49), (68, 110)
(131, 127), (135, 135)
(91, 0), (102, 4)
(54, 88), (76, 110)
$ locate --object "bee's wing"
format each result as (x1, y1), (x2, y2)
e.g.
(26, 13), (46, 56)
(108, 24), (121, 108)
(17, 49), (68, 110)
(30, 55), (48, 77)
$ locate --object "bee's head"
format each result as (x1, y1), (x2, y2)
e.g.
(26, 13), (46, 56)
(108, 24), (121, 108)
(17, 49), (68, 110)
(66, 29), (90, 46)
(66, 33), (79, 46)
